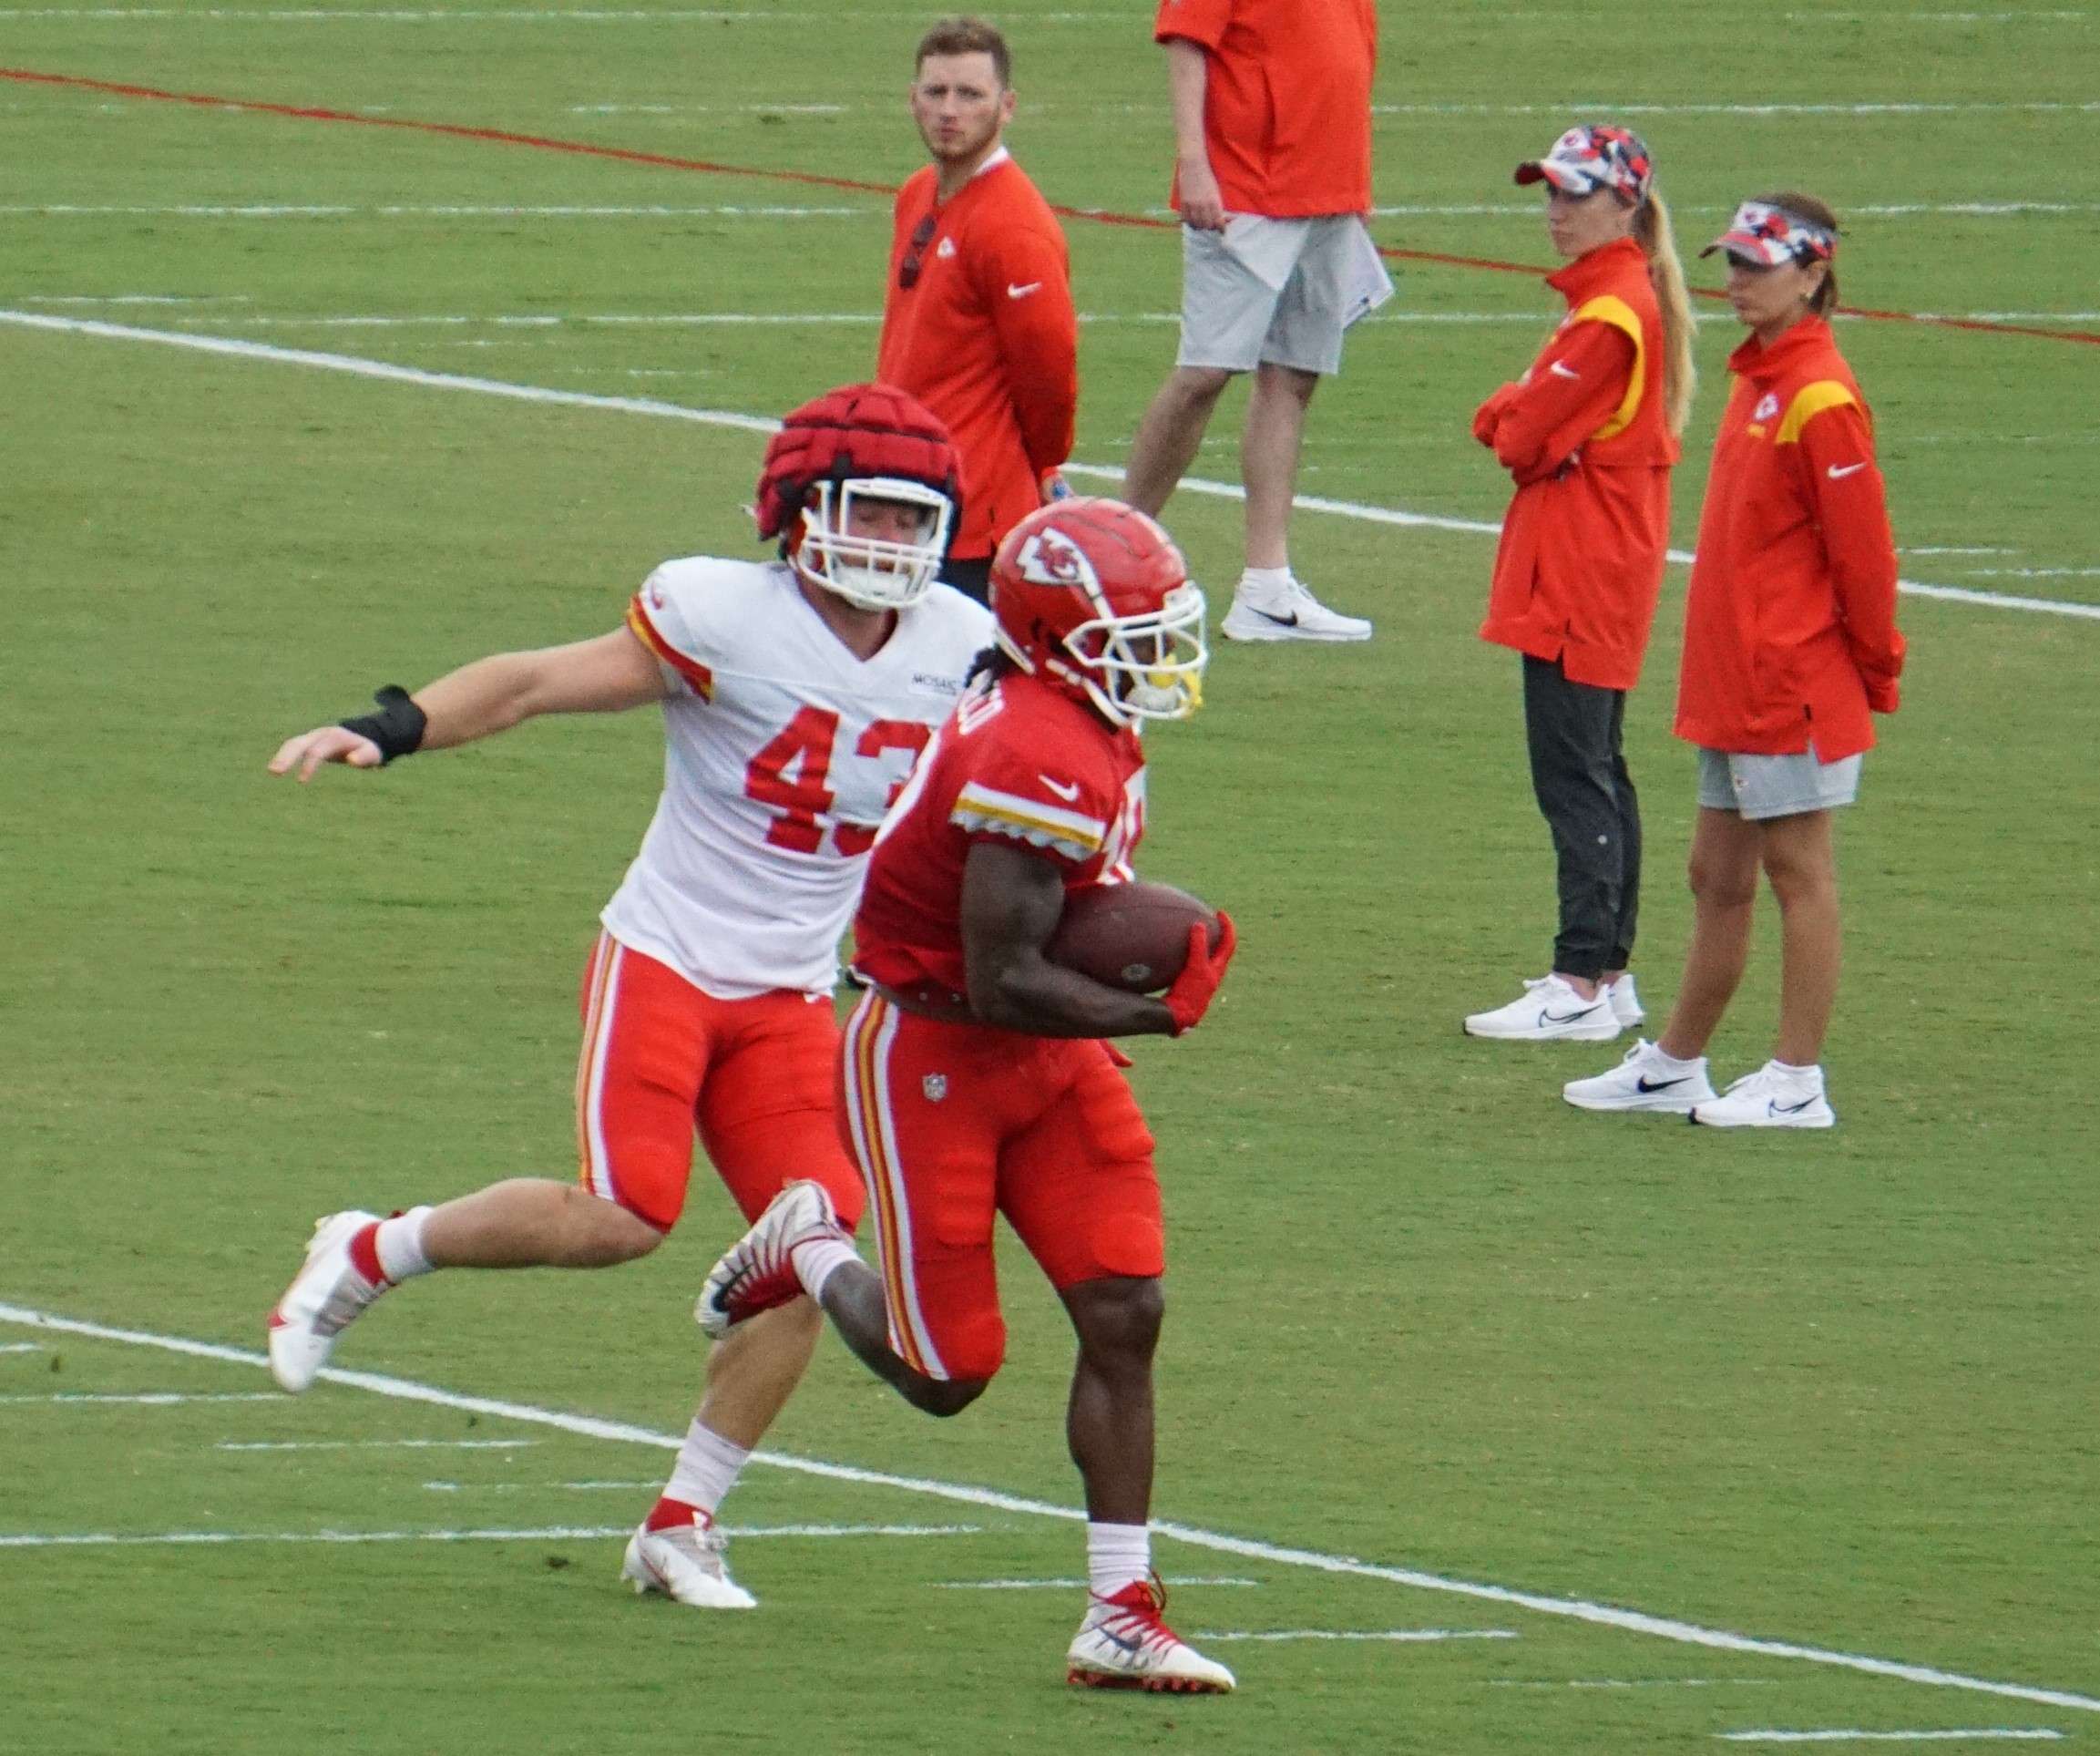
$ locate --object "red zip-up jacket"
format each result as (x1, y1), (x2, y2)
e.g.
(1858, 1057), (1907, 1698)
(1475, 237), (1680, 692)
(1675, 318), (1904, 761)
(876, 154), (1078, 562)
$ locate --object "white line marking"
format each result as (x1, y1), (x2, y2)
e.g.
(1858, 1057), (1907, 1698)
(0, 205), (875, 218)
(0, 1342), (45, 1353)
(0, 1523), (978, 1549)
(3, 1301), (2095, 1714)
(935, 1576), (1259, 1590)
(0, 6), (1129, 17)
(0, 1391), (282, 1403)
(1492, 1678), (1785, 1689)
(1788, 9), (2091, 19)
(1377, 100), (2100, 116)
(424, 1478), (663, 1491)
(1904, 547), (2015, 556)
(1965, 566), (2100, 577)
(0, 311), (2093, 626)
(1719, 1734), (2065, 1745)
(1194, 1628), (1520, 1643)
(217, 1437), (536, 1451)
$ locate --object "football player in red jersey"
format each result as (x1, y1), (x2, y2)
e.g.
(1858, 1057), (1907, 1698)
(696, 498), (1242, 1692)
(262, 385), (992, 1609)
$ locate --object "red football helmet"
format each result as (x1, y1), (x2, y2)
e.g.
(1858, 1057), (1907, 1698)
(989, 498), (1208, 726)
(753, 383), (962, 610)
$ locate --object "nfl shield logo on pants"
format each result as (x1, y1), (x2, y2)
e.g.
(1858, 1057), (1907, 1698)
(922, 1073), (948, 1103)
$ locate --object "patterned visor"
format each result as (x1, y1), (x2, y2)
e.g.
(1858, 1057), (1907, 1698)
(1513, 126), (1654, 204)
(1701, 200), (1839, 267)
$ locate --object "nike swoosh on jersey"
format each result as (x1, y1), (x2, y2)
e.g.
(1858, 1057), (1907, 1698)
(1007, 282), (1042, 299)
(1549, 360), (1582, 380)
(1039, 775), (1081, 801)
(1827, 461), (1869, 479)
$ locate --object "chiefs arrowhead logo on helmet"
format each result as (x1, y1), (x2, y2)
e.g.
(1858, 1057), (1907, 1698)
(753, 384), (963, 611)
(990, 498), (1208, 728)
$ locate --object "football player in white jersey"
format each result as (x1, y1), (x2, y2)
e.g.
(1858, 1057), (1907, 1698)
(264, 384), (992, 1608)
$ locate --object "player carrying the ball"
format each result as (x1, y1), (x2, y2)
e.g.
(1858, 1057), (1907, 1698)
(696, 497), (1241, 1693)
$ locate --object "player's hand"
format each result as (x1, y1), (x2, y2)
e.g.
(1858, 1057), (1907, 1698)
(1163, 909), (1236, 1036)
(1864, 674), (1900, 714)
(1176, 157), (1226, 231)
(268, 724), (384, 783)
(1472, 385), (1517, 448)
(1040, 467), (1074, 503)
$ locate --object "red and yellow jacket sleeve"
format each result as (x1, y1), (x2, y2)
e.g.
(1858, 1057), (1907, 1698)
(1480, 319), (1636, 488)
(1795, 396), (1905, 712)
(980, 221), (1078, 478)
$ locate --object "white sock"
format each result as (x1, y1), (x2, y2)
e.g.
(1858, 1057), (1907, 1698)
(1650, 1043), (1703, 1072)
(665, 1419), (750, 1519)
(1772, 1059), (1822, 1083)
(791, 1235), (861, 1303)
(1086, 1521), (1152, 1599)
(374, 1207), (435, 1282)
(1237, 565), (1294, 597)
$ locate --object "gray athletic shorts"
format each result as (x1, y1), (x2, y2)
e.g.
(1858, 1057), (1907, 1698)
(1177, 214), (1394, 376)
(1696, 747), (1863, 820)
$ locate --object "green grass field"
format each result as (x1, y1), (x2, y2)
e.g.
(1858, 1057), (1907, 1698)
(5, 3), (2097, 1750)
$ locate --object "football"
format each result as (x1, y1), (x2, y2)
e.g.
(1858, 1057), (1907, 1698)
(1046, 880), (1221, 993)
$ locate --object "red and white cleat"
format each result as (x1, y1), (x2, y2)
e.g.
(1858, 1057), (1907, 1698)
(1066, 1576), (1236, 1693)
(620, 1512), (756, 1611)
(266, 1210), (386, 1393)
(693, 1179), (846, 1340)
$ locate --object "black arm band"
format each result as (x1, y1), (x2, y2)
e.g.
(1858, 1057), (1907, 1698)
(339, 685), (428, 765)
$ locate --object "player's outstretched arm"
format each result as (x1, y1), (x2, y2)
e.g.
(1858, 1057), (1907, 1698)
(267, 626), (671, 783)
(960, 842), (1182, 1038)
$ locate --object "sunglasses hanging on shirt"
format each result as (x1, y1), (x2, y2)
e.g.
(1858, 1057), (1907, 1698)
(898, 215), (938, 290)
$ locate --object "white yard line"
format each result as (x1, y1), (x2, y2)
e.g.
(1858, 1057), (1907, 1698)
(0, 1342), (46, 1353)
(0, 1391), (282, 1403)
(218, 1437), (536, 1450)
(0, 1523), (978, 1549)
(5, 307), (2095, 622)
(1492, 1678), (1785, 1689)
(1194, 1628), (1520, 1643)
(3, 1299), (2096, 1716)
(1719, 1734), (2064, 1745)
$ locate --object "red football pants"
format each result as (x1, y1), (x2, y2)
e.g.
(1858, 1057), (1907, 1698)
(574, 930), (864, 1233)
(838, 988), (1163, 1382)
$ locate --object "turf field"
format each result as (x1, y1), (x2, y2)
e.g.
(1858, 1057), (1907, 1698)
(4, 3), (2097, 1750)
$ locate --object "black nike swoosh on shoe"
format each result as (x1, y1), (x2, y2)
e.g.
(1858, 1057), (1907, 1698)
(1542, 1007), (1605, 1024)
(1244, 606), (1298, 627)
(1635, 1075), (1689, 1093)
(1771, 1095), (1819, 1114)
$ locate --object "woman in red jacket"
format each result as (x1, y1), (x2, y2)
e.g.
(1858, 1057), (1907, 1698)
(1463, 126), (1695, 1044)
(1564, 194), (1905, 1129)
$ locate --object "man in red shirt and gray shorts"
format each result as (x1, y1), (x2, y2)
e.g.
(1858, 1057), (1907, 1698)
(696, 498), (1242, 1693)
(1122, 0), (1388, 642)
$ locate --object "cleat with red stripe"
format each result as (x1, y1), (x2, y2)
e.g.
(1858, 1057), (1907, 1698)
(266, 1210), (386, 1393)
(620, 1513), (756, 1610)
(694, 1179), (847, 1340)
(1065, 1576), (1235, 1693)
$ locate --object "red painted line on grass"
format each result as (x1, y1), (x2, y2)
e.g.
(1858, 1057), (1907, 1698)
(9, 64), (2098, 350)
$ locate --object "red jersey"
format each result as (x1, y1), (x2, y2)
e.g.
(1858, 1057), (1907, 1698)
(853, 673), (1146, 999)
(1155, 0), (1377, 218)
(1475, 237), (1681, 692)
(876, 154), (1079, 562)
(1675, 319), (1904, 761)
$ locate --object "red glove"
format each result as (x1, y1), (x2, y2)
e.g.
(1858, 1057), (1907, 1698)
(1163, 910), (1236, 1036)
(1472, 385), (1518, 448)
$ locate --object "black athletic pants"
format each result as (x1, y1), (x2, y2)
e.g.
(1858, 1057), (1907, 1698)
(939, 554), (993, 606)
(1521, 653), (1641, 981)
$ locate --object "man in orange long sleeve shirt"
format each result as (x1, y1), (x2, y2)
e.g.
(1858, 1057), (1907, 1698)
(877, 16), (1079, 606)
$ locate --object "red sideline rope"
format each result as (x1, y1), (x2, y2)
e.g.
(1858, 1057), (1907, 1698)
(7, 66), (2097, 350)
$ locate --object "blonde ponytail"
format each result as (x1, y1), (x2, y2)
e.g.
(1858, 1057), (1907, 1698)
(1634, 190), (1697, 437)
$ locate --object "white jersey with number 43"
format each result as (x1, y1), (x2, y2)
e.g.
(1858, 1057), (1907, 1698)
(601, 557), (992, 999)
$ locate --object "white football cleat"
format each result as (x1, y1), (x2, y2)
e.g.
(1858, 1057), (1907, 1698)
(694, 1179), (845, 1340)
(1562, 1039), (1716, 1114)
(1067, 1577), (1235, 1693)
(1606, 972), (1645, 1028)
(1220, 577), (1372, 643)
(1463, 975), (1622, 1042)
(1691, 1063), (1837, 1130)
(621, 1516), (757, 1611)
(266, 1209), (386, 1393)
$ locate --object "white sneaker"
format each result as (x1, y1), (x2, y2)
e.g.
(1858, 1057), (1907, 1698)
(266, 1210), (386, 1393)
(1220, 576), (1372, 642)
(1066, 1577), (1235, 1694)
(1563, 1039), (1716, 1114)
(1691, 1063), (1837, 1129)
(621, 1515), (757, 1610)
(1463, 975), (1622, 1042)
(694, 1179), (845, 1340)
(1606, 973), (1645, 1028)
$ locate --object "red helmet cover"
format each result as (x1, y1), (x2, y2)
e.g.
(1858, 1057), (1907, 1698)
(753, 383), (963, 543)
